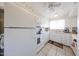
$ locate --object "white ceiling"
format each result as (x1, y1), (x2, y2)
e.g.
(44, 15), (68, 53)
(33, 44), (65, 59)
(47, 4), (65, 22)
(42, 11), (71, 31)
(21, 2), (77, 19)
(0, 2), (77, 19)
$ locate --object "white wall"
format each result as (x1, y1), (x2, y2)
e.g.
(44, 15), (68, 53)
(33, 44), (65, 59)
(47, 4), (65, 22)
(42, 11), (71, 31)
(65, 17), (77, 27)
(77, 3), (79, 56)
(65, 16), (77, 32)
(77, 19), (79, 55)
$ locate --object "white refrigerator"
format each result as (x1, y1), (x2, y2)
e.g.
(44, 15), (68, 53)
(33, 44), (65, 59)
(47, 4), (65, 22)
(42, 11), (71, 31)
(4, 3), (37, 56)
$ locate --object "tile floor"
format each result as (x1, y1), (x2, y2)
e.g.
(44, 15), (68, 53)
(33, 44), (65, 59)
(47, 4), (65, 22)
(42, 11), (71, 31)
(36, 43), (75, 56)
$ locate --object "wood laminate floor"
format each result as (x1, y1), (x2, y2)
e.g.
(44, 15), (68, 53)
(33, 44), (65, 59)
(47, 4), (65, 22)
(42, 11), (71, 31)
(36, 43), (75, 56)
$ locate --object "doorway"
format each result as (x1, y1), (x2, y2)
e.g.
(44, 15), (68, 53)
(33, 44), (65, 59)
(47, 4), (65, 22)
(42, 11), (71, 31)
(0, 8), (4, 56)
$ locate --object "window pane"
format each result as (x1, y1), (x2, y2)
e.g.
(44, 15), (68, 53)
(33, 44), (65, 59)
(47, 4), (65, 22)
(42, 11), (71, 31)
(50, 20), (65, 29)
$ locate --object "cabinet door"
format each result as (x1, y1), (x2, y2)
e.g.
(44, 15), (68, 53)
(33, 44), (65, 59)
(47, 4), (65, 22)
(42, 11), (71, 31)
(62, 34), (72, 46)
(50, 30), (72, 46)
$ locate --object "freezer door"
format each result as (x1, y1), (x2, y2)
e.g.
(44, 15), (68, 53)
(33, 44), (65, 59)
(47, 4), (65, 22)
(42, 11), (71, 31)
(5, 3), (37, 27)
(4, 28), (37, 56)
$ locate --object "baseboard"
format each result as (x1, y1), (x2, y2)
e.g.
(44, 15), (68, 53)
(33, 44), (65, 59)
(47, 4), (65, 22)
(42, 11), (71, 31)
(70, 47), (76, 56)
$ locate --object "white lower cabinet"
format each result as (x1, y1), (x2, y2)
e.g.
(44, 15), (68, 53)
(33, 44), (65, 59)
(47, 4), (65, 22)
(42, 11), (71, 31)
(36, 30), (49, 53)
(50, 30), (72, 46)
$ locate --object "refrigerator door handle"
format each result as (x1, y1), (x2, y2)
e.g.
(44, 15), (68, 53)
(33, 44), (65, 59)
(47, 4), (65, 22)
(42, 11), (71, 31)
(4, 27), (35, 29)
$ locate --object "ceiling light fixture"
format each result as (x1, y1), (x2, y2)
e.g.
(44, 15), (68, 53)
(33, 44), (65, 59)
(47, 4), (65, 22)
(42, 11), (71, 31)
(54, 14), (58, 17)
(48, 2), (61, 11)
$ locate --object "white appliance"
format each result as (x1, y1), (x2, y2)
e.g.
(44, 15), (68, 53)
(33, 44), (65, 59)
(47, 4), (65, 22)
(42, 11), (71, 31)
(4, 3), (37, 56)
